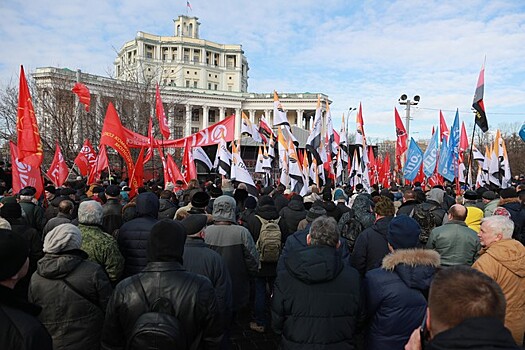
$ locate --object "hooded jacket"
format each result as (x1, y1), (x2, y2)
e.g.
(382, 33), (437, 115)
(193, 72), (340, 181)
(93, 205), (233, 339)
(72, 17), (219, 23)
(272, 245), (361, 349)
(279, 199), (307, 234)
(157, 198), (178, 220)
(472, 239), (525, 345)
(364, 249), (440, 350)
(28, 251), (113, 350)
(351, 194), (375, 229)
(117, 192), (160, 278)
(351, 216), (394, 277)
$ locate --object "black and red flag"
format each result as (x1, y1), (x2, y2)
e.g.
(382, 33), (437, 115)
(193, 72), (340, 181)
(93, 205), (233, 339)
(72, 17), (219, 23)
(472, 63), (488, 132)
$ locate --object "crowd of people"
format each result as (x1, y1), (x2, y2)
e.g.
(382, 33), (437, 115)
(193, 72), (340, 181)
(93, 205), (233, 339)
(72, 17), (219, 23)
(0, 163), (525, 349)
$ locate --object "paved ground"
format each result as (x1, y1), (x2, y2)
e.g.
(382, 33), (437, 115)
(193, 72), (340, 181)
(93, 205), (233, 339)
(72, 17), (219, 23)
(229, 305), (280, 350)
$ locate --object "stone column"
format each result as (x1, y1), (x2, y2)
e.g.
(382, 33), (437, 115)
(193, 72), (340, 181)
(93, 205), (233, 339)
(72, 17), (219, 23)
(264, 109), (272, 125)
(249, 109), (256, 123)
(185, 104), (192, 136)
(296, 109), (304, 129)
(234, 108), (241, 140)
(219, 107), (225, 121)
(202, 105), (209, 129)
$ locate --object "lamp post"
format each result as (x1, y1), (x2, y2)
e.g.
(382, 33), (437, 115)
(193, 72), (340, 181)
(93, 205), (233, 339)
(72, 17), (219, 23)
(345, 107), (357, 183)
(398, 94), (420, 146)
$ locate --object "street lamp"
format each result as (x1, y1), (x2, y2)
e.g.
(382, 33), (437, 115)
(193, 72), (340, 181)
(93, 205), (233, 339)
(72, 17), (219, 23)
(398, 94), (420, 146)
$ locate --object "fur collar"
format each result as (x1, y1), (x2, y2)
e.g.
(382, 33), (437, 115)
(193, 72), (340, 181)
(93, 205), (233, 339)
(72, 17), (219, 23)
(498, 197), (520, 206)
(382, 248), (441, 271)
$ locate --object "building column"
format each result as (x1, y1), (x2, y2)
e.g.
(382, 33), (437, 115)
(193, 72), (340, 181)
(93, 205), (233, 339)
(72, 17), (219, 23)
(249, 109), (256, 123)
(202, 105), (209, 129)
(264, 109), (272, 125)
(219, 107), (225, 121)
(296, 109), (304, 129)
(185, 104), (192, 136)
(234, 108), (241, 140)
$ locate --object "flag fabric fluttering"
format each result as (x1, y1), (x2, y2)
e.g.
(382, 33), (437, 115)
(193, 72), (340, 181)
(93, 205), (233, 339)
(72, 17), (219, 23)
(186, 0), (192, 10)
(258, 115), (275, 140)
(166, 153), (185, 185)
(254, 146), (265, 173)
(182, 138), (197, 184)
(10, 141), (44, 198)
(272, 91), (290, 126)
(306, 96), (323, 162)
(214, 135), (232, 176)
(423, 129), (439, 178)
(439, 110), (449, 142)
(403, 138), (424, 181)
(17, 65), (43, 168)
(88, 144), (109, 184)
(155, 83), (171, 139)
(325, 101), (337, 157)
(394, 107), (408, 169)
(193, 147), (213, 172)
(47, 143), (69, 187)
(288, 140), (305, 194)
(355, 103), (365, 147)
(129, 147), (145, 198)
(459, 121), (469, 163)
(72, 82), (91, 112)
(437, 137), (454, 182)
(74, 139), (97, 176)
(241, 112), (263, 143)
(231, 141), (257, 195)
(144, 117), (154, 163)
(472, 63), (489, 132)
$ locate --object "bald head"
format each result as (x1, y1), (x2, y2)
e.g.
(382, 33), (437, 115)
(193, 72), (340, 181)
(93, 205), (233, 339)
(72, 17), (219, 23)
(449, 204), (467, 221)
(58, 200), (74, 215)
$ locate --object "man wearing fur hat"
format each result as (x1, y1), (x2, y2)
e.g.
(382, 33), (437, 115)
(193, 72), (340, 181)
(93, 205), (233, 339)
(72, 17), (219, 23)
(364, 216), (441, 350)
(0, 229), (52, 349)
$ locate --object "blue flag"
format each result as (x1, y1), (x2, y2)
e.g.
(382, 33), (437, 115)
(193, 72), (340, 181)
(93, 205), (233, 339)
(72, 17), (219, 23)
(449, 109), (460, 159)
(438, 136), (455, 182)
(423, 130), (439, 178)
(520, 122), (525, 142)
(403, 138), (423, 181)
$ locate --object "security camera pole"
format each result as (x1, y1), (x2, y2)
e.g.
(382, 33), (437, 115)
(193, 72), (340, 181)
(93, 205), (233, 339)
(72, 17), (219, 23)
(398, 94), (420, 149)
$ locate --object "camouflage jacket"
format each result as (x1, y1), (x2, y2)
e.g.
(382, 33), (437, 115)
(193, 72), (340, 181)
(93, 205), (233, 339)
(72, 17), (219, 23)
(78, 224), (124, 283)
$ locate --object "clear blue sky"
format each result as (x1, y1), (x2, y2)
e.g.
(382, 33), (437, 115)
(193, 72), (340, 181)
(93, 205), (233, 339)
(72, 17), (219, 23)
(1, 0), (524, 142)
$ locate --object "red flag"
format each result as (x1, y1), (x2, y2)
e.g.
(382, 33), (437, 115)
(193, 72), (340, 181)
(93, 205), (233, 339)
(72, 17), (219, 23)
(129, 147), (145, 198)
(100, 102), (137, 190)
(439, 110), (449, 142)
(394, 108), (407, 154)
(46, 143), (69, 187)
(472, 63), (488, 132)
(17, 66), (43, 168)
(72, 82), (91, 112)
(74, 139), (97, 176)
(182, 138), (197, 183)
(88, 144), (109, 184)
(166, 153), (185, 185)
(155, 83), (171, 139)
(144, 117), (154, 163)
(459, 121), (469, 162)
(10, 141), (44, 198)
(367, 146), (377, 185)
(258, 116), (275, 139)
(380, 153), (391, 189)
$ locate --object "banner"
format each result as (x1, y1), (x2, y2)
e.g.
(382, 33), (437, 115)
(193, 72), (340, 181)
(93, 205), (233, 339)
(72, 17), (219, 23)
(10, 141), (43, 198)
(403, 138), (423, 181)
(74, 139), (97, 176)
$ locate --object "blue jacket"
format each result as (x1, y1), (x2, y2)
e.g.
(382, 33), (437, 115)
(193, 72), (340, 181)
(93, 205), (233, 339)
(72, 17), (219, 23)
(364, 249), (440, 350)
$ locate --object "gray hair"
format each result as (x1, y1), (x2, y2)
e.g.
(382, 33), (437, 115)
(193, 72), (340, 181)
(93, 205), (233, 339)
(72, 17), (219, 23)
(0, 218), (11, 230)
(78, 200), (103, 225)
(309, 216), (340, 247)
(481, 215), (514, 239)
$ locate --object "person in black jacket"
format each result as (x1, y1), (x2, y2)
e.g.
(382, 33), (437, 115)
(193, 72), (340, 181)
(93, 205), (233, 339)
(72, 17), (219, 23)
(28, 224), (113, 350)
(271, 216), (361, 349)
(102, 185), (123, 236)
(247, 195), (288, 333)
(351, 196), (395, 277)
(0, 229), (52, 350)
(102, 219), (223, 350)
(396, 189), (420, 216)
(279, 194), (307, 235)
(117, 192), (159, 278)
(272, 184), (289, 213)
(157, 190), (178, 220)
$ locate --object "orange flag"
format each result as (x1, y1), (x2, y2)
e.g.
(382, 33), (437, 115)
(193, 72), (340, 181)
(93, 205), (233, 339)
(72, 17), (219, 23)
(17, 65), (43, 168)
(72, 82), (91, 112)
(46, 143), (69, 187)
(100, 102), (137, 190)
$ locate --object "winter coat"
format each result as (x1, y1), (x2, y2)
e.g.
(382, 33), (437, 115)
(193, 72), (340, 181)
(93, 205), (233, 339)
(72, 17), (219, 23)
(0, 284), (52, 350)
(247, 204), (289, 276)
(117, 192), (159, 278)
(472, 239), (525, 345)
(422, 200), (447, 227)
(427, 317), (520, 350)
(28, 250), (113, 350)
(364, 249), (440, 350)
(157, 198), (178, 220)
(42, 212), (73, 237)
(44, 195), (63, 220)
(279, 199), (307, 235)
(79, 224), (125, 283)
(19, 200), (47, 233)
(272, 245), (361, 349)
(336, 201), (352, 216)
(204, 223), (258, 311)
(183, 237), (233, 326)
(102, 198), (123, 236)
(499, 198), (525, 243)
(101, 261), (222, 350)
(426, 220), (480, 266)
(320, 200), (343, 222)
(352, 194), (375, 229)
(396, 200), (419, 216)
(483, 198), (500, 217)
(273, 193), (289, 213)
(351, 216), (393, 277)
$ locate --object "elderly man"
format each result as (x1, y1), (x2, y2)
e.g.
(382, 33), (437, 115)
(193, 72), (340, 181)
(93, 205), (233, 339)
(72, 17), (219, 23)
(272, 216), (361, 349)
(472, 215), (525, 345)
(426, 204), (480, 266)
(78, 200), (124, 283)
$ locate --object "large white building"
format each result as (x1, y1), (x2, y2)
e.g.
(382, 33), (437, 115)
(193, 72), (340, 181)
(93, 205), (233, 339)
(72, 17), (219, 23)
(34, 15), (331, 147)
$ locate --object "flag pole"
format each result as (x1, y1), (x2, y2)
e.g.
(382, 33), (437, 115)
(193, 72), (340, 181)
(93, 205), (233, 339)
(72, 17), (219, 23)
(465, 112), (478, 190)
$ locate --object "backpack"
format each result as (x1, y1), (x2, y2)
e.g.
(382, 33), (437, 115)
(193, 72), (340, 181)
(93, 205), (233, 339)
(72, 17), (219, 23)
(338, 211), (364, 252)
(410, 203), (437, 245)
(127, 278), (187, 350)
(255, 215), (282, 263)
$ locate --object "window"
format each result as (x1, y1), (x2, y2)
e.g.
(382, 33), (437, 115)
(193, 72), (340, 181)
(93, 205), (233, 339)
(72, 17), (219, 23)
(191, 127), (199, 134)
(174, 126), (183, 139)
(191, 110), (199, 122)
(208, 110), (216, 123)
(215, 75), (217, 78)
(186, 80), (190, 87)
(175, 110), (184, 121)
(214, 84), (218, 90)
(208, 83), (211, 89)
(193, 81), (198, 88)
(228, 86), (232, 91)
(194, 71), (197, 75)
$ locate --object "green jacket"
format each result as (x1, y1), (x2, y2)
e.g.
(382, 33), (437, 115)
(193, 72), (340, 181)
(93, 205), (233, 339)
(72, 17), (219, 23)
(483, 199), (500, 217)
(426, 220), (480, 266)
(78, 224), (124, 282)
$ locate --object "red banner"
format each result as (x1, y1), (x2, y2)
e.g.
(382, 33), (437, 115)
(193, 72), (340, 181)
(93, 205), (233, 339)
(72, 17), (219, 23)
(123, 115), (235, 149)
(88, 144), (108, 184)
(10, 141), (43, 198)
(182, 138), (197, 183)
(74, 139), (97, 176)
(129, 147), (145, 198)
(155, 84), (171, 139)
(72, 82), (91, 112)
(46, 143), (69, 187)
(167, 153), (185, 185)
